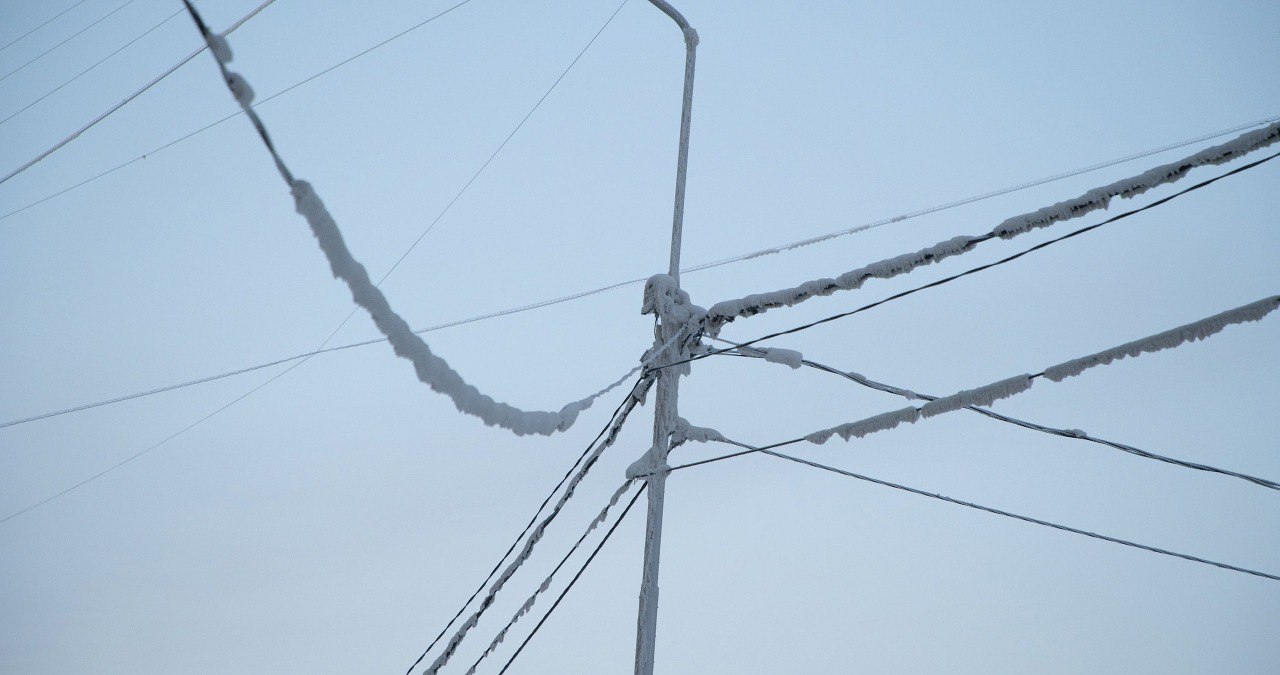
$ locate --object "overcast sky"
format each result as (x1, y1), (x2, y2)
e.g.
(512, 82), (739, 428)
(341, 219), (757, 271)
(2, 1), (1278, 673)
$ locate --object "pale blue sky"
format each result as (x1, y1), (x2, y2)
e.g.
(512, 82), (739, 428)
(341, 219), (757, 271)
(2, 1), (1278, 672)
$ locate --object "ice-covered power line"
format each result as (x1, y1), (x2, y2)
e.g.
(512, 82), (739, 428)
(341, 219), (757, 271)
(698, 445), (1280, 582)
(0, 0), (280, 186)
(0, 0), (92, 53)
(0, 0), (137, 84)
(497, 483), (647, 675)
(715, 340), (1280, 491)
(669, 150), (1280, 369)
(703, 122), (1280, 330)
(465, 479), (640, 674)
(179, 1), (634, 437)
(706, 296), (1280, 459)
(0, 5), (188, 127)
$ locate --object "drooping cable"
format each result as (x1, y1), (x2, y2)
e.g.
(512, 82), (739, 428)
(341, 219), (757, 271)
(0, 0), (281, 186)
(1, 4), (188, 127)
(0, 0), (138, 84)
(714, 339), (1280, 491)
(0, 0), (92, 53)
(498, 483), (647, 674)
(664, 150), (1280, 370)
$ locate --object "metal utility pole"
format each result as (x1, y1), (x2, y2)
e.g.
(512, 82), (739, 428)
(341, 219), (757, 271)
(632, 2), (697, 674)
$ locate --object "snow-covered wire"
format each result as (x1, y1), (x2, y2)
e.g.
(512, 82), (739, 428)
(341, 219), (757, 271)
(682, 114), (1280, 277)
(0, 0), (280, 186)
(417, 376), (652, 674)
(740, 446), (1280, 582)
(497, 482), (647, 675)
(667, 150), (1280, 370)
(465, 479), (639, 674)
(1, 4), (189, 127)
(0, 0), (92, 53)
(715, 339), (1280, 491)
(180, 1), (638, 438)
(703, 122), (1280, 329)
(708, 296), (1280, 451)
(0, 0), (137, 84)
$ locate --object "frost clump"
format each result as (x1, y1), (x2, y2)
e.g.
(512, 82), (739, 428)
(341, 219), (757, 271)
(758, 347), (803, 369)
(919, 375), (1033, 417)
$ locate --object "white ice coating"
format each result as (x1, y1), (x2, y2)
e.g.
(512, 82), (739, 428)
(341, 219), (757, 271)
(993, 123), (1280, 238)
(1043, 296), (1280, 382)
(292, 181), (632, 437)
(797, 297), (1279, 448)
(805, 406), (920, 445)
(705, 122), (1280, 329)
(758, 347), (803, 369)
(919, 375), (1033, 418)
(671, 417), (726, 445)
(467, 480), (637, 674)
(706, 236), (981, 328)
(642, 273), (706, 325)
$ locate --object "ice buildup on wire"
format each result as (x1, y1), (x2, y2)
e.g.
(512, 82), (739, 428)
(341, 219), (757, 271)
(293, 181), (625, 436)
(705, 122), (1280, 330)
(919, 375), (1033, 418)
(1043, 296), (1280, 382)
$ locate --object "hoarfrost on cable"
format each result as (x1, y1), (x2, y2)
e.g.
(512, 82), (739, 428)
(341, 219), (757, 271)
(1043, 296), (1280, 382)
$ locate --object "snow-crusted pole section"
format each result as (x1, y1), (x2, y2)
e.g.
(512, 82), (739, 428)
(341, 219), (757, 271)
(423, 376), (653, 674)
(465, 479), (638, 674)
(1042, 296), (1280, 382)
(181, 2), (638, 437)
(704, 122), (1280, 330)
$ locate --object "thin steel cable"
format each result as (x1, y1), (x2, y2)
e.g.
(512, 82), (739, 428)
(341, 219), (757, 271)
(0, 356), (307, 526)
(713, 342), (1280, 491)
(662, 150), (1280, 371)
(0, 0), (469, 219)
(465, 479), (640, 674)
(0, 0), (92, 53)
(1, 5), (188, 127)
(0, 0), (280, 186)
(0, 0), (137, 84)
(379, 0), (629, 284)
(740, 446), (1280, 582)
(498, 483), (647, 674)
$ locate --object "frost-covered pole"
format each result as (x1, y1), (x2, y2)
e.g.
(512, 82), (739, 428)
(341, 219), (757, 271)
(632, 2), (698, 674)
